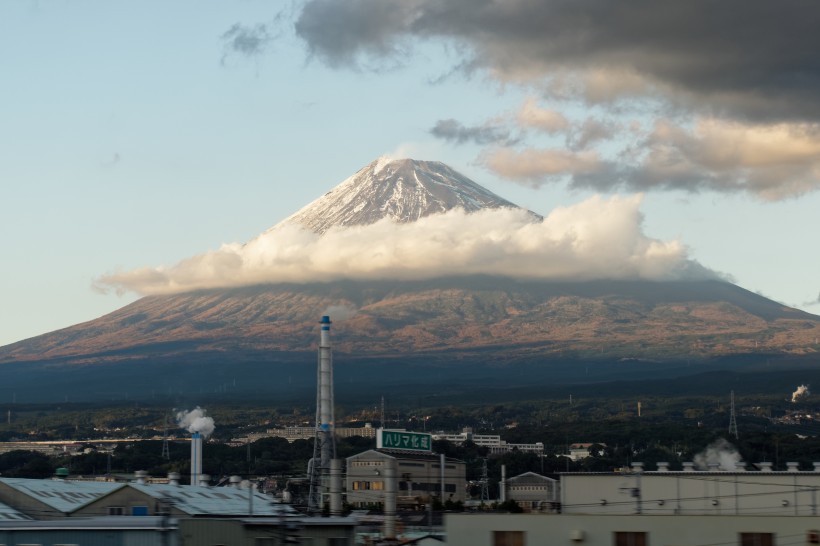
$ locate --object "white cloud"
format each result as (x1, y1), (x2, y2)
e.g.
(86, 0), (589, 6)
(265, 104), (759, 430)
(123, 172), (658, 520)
(482, 147), (604, 182)
(95, 196), (715, 296)
(517, 97), (570, 133)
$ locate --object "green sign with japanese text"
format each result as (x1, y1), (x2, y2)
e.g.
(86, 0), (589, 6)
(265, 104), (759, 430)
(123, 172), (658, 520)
(377, 429), (432, 452)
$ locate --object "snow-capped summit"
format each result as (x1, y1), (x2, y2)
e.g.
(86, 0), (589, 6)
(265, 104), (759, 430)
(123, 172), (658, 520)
(272, 157), (522, 234)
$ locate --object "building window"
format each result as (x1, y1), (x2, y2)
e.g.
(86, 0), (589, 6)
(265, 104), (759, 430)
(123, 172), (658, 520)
(494, 531), (525, 546)
(132, 505), (149, 516)
(740, 534), (774, 546)
(615, 532), (647, 546)
(107, 506), (124, 515)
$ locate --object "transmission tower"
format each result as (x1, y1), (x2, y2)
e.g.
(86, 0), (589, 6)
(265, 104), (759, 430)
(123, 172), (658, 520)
(480, 458), (490, 503)
(161, 413), (170, 460)
(728, 390), (739, 439)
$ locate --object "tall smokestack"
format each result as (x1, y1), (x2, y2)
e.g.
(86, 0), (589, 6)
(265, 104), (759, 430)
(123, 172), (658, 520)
(191, 432), (203, 486)
(319, 315), (334, 467)
(309, 315), (337, 513)
(330, 459), (343, 516)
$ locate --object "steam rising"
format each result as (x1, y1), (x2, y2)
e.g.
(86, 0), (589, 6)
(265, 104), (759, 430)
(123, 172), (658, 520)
(96, 195), (717, 296)
(177, 407), (215, 437)
(792, 384), (810, 403)
(694, 438), (742, 471)
(323, 304), (358, 321)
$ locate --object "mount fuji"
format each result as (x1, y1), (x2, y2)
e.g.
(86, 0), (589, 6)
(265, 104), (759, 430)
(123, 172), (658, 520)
(1, 158), (818, 402)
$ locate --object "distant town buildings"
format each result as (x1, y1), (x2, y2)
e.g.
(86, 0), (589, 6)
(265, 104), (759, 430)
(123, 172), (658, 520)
(432, 428), (545, 456)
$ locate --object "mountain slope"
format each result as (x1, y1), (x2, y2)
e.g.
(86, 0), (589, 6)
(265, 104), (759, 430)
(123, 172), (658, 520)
(2, 278), (817, 365)
(270, 158), (527, 234)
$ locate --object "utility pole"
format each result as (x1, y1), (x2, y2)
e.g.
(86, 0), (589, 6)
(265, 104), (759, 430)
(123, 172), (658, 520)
(161, 413), (170, 460)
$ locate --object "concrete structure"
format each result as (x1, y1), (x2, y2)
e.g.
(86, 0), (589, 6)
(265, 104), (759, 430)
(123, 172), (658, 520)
(504, 472), (559, 512)
(346, 449), (467, 508)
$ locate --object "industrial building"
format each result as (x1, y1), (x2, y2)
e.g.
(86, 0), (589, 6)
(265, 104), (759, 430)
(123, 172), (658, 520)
(346, 449), (467, 508)
(562, 461), (820, 516)
(447, 460), (820, 546)
(503, 472), (559, 512)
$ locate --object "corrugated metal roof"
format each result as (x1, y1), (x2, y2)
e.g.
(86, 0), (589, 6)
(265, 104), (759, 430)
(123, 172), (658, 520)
(128, 483), (298, 516)
(0, 478), (124, 514)
(0, 500), (32, 521)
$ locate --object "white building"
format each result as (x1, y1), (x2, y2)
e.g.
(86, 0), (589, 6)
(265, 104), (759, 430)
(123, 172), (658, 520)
(447, 460), (820, 546)
(432, 428), (544, 456)
(504, 472), (559, 512)
(562, 461), (820, 516)
(568, 443), (606, 461)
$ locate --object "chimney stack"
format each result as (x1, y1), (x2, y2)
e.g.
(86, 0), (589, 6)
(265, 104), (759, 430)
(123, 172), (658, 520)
(190, 431), (203, 486)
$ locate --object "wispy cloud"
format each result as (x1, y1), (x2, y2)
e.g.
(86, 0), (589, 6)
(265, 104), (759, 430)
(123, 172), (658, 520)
(430, 119), (516, 146)
(95, 196), (717, 296)
(221, 23), (275, 64)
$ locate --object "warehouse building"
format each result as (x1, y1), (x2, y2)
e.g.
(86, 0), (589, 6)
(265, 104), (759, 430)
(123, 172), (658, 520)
(346, 449), (467, 508)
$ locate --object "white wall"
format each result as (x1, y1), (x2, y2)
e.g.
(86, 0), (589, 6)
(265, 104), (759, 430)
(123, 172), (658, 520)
(447, 513), (820, 546)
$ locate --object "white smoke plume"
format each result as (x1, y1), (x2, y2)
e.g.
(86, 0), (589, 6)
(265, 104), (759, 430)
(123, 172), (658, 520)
(176, 407), (216, 437)
(323, 304), (358, 321)
(792, 384), (810, 403)
(96, 195), (718, 296)
(693, 438), (742, 471)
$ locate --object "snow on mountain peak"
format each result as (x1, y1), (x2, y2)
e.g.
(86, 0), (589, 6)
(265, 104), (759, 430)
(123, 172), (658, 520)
(272, 157), (524, 234)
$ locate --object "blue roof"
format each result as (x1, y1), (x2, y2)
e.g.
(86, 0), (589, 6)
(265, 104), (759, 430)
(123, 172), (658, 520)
(128, 483), (299, 517)
(0, 478), (124, 514)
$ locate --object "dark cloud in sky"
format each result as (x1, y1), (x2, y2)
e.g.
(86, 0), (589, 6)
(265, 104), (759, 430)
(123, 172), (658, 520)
(430, 119), (516, 146)
(294, 0), (820, 122)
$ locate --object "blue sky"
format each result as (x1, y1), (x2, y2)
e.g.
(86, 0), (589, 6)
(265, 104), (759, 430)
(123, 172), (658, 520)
(2, 1), (819, 346)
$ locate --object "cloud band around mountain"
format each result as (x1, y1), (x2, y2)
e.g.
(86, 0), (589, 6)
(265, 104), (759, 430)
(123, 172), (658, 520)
(95, 195), (718, 296)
